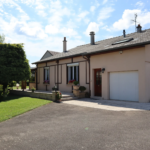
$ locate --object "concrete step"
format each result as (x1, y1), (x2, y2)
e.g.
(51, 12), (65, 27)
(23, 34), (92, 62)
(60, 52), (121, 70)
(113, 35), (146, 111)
(61, 96), (76, 101)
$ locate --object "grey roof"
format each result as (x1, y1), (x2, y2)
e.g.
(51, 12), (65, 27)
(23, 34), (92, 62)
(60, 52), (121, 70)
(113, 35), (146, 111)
(48, 50), (60, 56)
(33, 29), (150, 64)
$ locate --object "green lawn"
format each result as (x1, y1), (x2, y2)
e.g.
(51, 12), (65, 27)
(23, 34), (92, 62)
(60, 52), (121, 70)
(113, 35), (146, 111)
(0, 95), (52, 122)
(8, 86), (29, 90)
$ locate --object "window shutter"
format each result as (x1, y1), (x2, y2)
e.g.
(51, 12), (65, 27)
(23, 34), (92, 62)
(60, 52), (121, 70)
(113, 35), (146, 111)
(76, 66), (78, 81)
(72, 66), (74, 80)
(68, 67), (71, 82)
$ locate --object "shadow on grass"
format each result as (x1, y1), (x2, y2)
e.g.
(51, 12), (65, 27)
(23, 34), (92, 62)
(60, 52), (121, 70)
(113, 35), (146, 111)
(0, 94), (26, 103)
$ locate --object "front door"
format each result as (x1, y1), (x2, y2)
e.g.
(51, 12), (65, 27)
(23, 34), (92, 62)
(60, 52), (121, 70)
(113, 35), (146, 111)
(94, 69), (102, 96)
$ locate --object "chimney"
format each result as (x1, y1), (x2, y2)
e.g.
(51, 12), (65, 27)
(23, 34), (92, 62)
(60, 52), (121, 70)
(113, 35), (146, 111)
(90, 31), (95, 45)
(63, 37), (67, 52)
(123, 30), (126, 38)
(137, 24), (142, 33)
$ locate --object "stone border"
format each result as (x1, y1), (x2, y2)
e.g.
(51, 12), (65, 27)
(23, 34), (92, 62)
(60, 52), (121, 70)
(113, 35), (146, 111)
(10, 90), (56, 101)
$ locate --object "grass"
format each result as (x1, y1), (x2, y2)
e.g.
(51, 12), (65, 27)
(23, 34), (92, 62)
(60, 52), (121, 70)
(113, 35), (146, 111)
(0, 95), (52, 122)
(8, 86), (29, 90)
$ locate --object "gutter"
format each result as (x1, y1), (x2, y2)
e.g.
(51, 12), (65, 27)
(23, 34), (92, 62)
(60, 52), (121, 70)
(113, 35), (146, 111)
(32, 41), (150, 64)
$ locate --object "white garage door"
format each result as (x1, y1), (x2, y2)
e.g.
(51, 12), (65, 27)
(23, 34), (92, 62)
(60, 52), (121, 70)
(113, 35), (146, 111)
(110, 71), (139, 101)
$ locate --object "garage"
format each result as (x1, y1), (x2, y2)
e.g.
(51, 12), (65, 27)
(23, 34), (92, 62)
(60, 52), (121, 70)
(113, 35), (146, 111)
(110, 71), (139, 102)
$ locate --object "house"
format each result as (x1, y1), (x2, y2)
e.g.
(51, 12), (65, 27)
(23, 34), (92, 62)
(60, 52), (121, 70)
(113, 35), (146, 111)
(32, 25), (150, 103)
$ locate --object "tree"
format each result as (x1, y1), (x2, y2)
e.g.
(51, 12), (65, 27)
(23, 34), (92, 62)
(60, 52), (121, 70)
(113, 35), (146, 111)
(0, 34), (5, 43)
(0, 43), (31, 91)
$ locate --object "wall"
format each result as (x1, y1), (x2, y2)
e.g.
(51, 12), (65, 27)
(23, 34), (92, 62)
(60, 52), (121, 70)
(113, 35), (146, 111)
(37, 56), (89, 93)
(90, 47), (146, 102)
(145, 44), (150, 102)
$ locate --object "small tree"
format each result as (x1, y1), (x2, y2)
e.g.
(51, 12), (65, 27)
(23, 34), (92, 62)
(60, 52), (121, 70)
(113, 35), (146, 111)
(0, 34), (5, 43)
(0, 43), (31, 91)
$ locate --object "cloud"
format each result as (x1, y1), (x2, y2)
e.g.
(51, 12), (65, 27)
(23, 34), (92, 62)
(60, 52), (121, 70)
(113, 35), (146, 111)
(35, 0), (47, 17)
(103, 0), (108, 4)
(45, 25), (59, 34)
(90, 6), (96, 12)
(77, 11), (89, 22)
(97, 7), (115, 21)
(135, 1), (144, 8)
(85, 22), (101, 36)
(112, 9), (150, 31)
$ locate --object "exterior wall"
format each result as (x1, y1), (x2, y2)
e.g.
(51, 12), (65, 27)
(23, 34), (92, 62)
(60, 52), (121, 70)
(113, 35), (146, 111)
(37, 56), (89, 93)
(90, 47), (147, 103)
(145, 44), (150, 102)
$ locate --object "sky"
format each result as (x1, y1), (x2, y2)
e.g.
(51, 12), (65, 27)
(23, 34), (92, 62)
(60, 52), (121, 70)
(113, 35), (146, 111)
(0, 0), (150, 67)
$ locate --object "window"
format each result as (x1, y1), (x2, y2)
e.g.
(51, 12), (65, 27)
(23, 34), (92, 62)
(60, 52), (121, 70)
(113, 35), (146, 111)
(44, 67), (49, 81)
(112, 38), (133, 45)
(67, 63), (79, 83)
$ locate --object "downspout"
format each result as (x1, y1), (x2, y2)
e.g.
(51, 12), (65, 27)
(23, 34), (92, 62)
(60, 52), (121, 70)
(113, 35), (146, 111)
(57, 60), (59, 90)
(82, 55), (91, 97)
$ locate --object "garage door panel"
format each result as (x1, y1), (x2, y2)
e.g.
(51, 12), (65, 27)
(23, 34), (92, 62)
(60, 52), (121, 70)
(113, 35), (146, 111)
(110, 71), (139, 101)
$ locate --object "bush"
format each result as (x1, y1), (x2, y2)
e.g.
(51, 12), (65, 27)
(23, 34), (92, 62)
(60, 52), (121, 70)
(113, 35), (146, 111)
(56, 92), (62, 100)
(79, 86), (86, 92)
(32, 87), (35, 92)
(0, 84), (3, 100)
(73, 81), (79, 85)
(8, 81), (16, 87)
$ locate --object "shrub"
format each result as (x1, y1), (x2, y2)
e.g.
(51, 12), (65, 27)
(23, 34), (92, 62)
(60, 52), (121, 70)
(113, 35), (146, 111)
(79, 86), (86, 92)
(73, 81), (79, 85)
(56, 92), (62, 100)
(31, 87), (35, 92)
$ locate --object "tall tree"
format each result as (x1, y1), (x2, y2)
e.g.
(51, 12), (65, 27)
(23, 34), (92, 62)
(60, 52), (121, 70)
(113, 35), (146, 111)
(0, 43), (31, 91)
(0, 34), (5, 43)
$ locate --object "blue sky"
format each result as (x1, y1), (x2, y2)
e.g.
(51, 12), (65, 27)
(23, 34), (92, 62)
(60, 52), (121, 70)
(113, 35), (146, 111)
(0, 0), (150, 67)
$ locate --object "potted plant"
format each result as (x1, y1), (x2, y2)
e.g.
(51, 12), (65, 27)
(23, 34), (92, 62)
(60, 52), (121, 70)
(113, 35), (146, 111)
(73, 81), (79, 90)
(55, 92), (62, 103)
(32, 87), (35, 93)
(79, 86), (86, 92)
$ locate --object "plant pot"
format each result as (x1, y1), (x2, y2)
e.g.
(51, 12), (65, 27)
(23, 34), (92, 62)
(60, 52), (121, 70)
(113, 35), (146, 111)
(73, 85), (80, 90)
(55, 99), (61, 103)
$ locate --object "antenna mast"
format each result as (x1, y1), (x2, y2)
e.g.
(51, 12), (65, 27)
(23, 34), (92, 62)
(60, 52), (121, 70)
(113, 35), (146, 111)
(131, 13), (138, 32)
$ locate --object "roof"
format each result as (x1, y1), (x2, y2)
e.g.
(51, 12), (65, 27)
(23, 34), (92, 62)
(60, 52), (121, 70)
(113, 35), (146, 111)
(48, 50), (60, 56)
(32, 29), (150, 64)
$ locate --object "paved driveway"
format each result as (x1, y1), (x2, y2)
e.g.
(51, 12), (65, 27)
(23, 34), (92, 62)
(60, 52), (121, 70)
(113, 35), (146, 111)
(0, 103), (150, 150)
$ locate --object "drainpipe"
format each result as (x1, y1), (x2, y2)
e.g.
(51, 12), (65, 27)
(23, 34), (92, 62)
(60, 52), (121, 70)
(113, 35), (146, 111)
(82, 55), (91, 97)
(56, 60), (59, 90)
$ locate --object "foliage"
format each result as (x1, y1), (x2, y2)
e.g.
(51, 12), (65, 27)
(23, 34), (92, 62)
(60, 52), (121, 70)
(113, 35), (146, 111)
(56, 92), (62, 100)
(1, 89), (9, 99)
(0, 44), (31, 91)
(79, 86), (86, 92)
(30, 76), (35, 82)
(0, 95), (51, 122)
(0, 84), (3, 100)
(0, 34), (5, 43)
(73, 81), (79, 85)
(32, 87), (35, 92)
(8, 81), (17, 87)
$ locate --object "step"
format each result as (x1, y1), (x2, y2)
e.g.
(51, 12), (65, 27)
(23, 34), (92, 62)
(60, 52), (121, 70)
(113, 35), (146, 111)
(61, 96), (77, 101)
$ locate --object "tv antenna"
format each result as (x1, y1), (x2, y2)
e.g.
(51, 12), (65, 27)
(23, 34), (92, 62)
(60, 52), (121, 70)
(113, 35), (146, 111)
(131, 13), (139, 32)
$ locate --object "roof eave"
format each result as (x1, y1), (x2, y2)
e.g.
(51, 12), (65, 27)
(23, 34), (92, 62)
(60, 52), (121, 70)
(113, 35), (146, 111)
(32, 41), (150, 64)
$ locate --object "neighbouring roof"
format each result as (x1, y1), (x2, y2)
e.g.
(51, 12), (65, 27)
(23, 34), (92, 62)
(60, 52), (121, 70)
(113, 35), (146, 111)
(40, 50), (60, 60)
(48, 50), (60, 56)
(33, 29), (150, 64)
